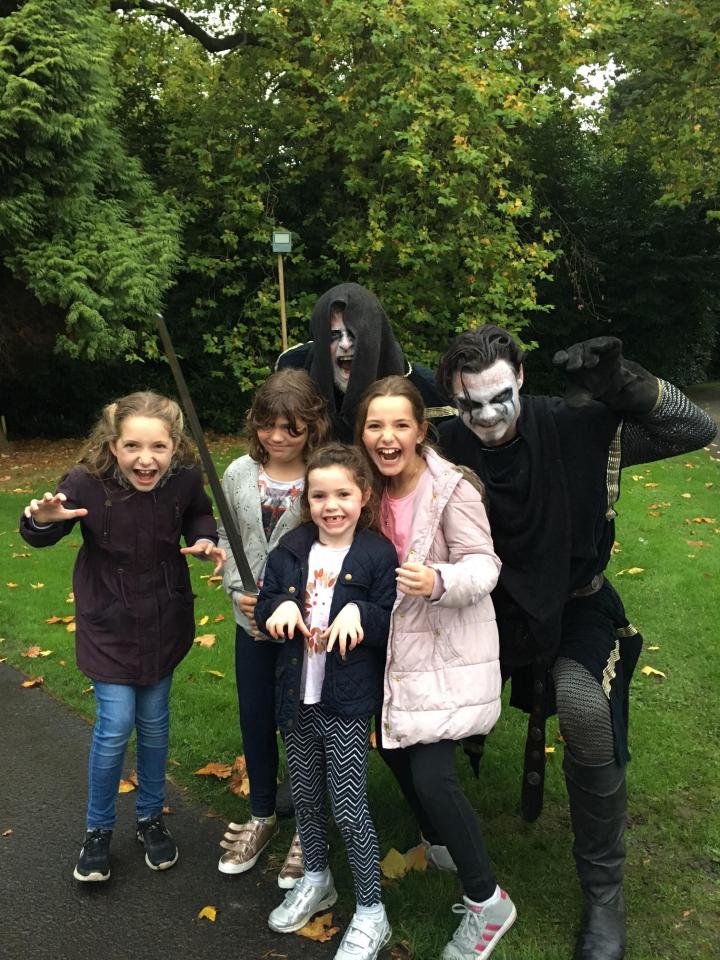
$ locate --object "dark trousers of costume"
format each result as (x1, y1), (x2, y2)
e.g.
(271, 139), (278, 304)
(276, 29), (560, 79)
(376, 728), (497, 902)
(284, 702), (382, 907)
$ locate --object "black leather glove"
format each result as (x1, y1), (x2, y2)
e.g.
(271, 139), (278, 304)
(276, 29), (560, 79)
(552, 336), (660, 415)
(462, 734), (486, 778)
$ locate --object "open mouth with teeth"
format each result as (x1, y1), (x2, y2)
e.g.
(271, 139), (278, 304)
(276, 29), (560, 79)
(377, 448), (402, 464)
(133, 468), (159, 485)
(336, 357), (353, 378)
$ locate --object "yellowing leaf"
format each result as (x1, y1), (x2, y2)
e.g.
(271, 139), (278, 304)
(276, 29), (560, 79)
(197, 906), (217, 922)
(198, 615), (209, 626)
(21, 645), (42, 658)
(194, 762), (233, 779)
(404, 844), (428, 872)
(643, 482), (659, 488)
(705, 482), (713, 489)
(213, 613), (225, 623)
(21, 677), (44, 688)
(626, 567), (644, 575)
(640, 665), (666, 680)
(82, 685), (93, 694)
(66, 622), (76, 633)
(62, 615), (74, 623)
(631, 475), (644, 481)
(545, 745), (556, 754)
(369, 730), (377, 750)
(194, 634), (216, 648)
(380, 847), (409, 880)
(30, 582), (45, 589)
(45, 616), (62, 624)
(6, 582), (18, 588)
(685, 517), (717, 524)
(12, 553), (30, 558)
(38, 650), (53, 657)
(686, 540), (710, 548)
(681, 492), (692, 499)
(205, 669), (224, 678)
(647, 645), (660, 651)
(118, 779), (136, 793)
(295, 912), (340, 942)
(228, 773), (250, 798)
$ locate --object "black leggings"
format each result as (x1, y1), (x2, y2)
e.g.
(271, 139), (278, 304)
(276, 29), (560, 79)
(377, 724), (496, 901)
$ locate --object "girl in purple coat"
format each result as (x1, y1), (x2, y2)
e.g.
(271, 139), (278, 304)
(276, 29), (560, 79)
(20, 391), (224, 883)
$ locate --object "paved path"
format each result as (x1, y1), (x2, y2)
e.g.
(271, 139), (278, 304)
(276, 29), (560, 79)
(0, 663), (331, 960)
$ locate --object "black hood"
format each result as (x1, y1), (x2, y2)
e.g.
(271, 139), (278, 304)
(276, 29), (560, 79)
(309, 283), (405, 437)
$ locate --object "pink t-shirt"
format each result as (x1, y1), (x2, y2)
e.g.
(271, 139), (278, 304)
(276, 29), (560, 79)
(381, 488), (417, 563)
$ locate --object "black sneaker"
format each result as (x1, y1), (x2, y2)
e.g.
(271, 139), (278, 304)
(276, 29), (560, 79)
(136, 815), (178, 871)
(73, 828), (112, 882)
(275, 777), (295, 818)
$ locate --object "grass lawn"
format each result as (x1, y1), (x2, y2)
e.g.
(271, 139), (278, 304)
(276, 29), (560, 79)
(0, 438), (718, 959)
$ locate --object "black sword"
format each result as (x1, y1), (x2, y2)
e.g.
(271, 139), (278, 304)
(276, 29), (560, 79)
(154, 313), (257, 595)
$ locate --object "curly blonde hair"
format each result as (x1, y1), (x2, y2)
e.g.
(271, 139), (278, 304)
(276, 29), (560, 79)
(78, 391), (197, 478)
(246, 369), (331, 464)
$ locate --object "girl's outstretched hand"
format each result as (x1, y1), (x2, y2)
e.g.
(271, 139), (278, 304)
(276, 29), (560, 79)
(396, 561), (435, 597)
(323, 603), (363, 658)
(24, 492), (88, 525)
(180, 541), (226, 574)
(266, 600), (311, 641)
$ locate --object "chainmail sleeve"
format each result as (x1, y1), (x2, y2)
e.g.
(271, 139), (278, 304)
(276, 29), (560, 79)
(619, 381), (717, 468)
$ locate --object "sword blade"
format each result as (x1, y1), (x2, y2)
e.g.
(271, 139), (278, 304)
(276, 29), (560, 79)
(154, 313), (257, 595)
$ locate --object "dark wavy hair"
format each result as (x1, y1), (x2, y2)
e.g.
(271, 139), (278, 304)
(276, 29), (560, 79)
(300, 442), (380, 532)
(246, 369), (331, 464)
(436, 325), (524, 400)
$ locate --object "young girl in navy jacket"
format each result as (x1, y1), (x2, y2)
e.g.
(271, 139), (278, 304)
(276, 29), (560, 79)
(256, 443), (397, 960)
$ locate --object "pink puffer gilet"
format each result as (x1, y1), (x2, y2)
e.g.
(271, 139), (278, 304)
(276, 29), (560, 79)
(380, 447), (502, 748)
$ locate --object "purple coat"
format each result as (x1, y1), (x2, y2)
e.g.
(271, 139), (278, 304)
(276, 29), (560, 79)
(19, 465), (218, 685)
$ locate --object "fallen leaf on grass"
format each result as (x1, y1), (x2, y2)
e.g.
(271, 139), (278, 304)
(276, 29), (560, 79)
(205, 668), (224, 678)
(643, 482), (659, 488)
(12, 553), (30, 558)
(197, 905), (217, 922)
(403, 843), (428, 872)
(647, 645), (660, 651)
(118, 779), (136, 793)
(21, 677), (44, 688)
(615, 567), (644, 576)
(66, 592), (74, 603)
(685, 517), (717, 524)
(168, 758), (181, 767)
(21, 645), (42, 658)
(380, 847), (410, 880)
(640, 666), (666, 680)
(369, 730), (377, 749)
(228, 773), (250, 797)
(82, 685), (93, 694)
(214, 613), (225, 623)
(295, 912), (339, 942)
(194, 634), (216, 648)
(686, 540), (711, 548)
(0, 657), (7, 664)
(66, 622), (76, 633)
(45, 616), (62, 624)
(62, 615), (74, 623)
(30, 582), (45, 589)
(681, 492), (692, 499)
(58, 660), (66, 666)
(705, 482), (713, 489)
(545, 745), (556, 754)
(197, 615), (209, 626)
(6, 582), (18, 588)
(194, 761), (233, 779)
(648, 511), (661, 518)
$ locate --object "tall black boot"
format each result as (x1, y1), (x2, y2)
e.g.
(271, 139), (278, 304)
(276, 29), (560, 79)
(564, 751), (627, 960)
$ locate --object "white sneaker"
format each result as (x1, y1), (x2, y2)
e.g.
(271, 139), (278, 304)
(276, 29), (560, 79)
(268, 874), (338, 933)
(420, 835), (457, 873)
(441, 890), (516, 960)
(334, 909), (392, 960)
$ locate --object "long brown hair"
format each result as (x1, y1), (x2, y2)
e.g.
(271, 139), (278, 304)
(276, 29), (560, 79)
(246, 369), (331, 464)
(78, 391), (196, 478)
(300, 443), (379, 532)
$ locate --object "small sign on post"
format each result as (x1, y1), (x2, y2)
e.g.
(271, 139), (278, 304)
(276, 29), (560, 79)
(272, 229), (292, 351)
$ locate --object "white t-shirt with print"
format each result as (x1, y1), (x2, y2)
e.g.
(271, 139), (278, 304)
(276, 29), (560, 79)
(300, 541), (351, 704)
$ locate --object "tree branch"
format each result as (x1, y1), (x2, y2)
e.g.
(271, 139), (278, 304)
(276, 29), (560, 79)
(109, 1), (265, 53)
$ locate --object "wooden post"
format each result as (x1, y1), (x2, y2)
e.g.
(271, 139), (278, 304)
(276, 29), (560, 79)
(277, 253), (288, 352)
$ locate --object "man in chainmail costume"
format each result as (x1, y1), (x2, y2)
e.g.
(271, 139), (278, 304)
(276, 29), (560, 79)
(434, 329), (716, 960)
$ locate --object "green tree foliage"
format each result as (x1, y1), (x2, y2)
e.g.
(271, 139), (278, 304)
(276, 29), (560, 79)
(0, 0), (180, 359)
(113, 0), (590, 393)
(526, 116), (720, 391)
(587, 0), (720, 211)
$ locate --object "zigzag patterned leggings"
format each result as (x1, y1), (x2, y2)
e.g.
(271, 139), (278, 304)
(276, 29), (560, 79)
(283, 702), (381, 906)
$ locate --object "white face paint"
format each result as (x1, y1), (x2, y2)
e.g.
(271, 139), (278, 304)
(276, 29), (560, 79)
(451, 359), (523, 447)
(329, 308), (355, 393)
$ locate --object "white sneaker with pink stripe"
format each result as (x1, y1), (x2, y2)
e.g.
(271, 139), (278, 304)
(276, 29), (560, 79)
(441, 888), (516, 960)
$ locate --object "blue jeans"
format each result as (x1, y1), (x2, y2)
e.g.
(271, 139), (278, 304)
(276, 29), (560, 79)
(87, 675), (173, 829)
(235, 625), (280, 818)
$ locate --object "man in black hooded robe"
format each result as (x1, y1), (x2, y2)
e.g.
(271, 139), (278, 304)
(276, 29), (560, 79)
(433, 328), (716, 960)
(277, 282), (451, 442)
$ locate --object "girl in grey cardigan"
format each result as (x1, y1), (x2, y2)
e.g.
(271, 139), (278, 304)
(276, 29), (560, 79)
(216, 370), (330, 888)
